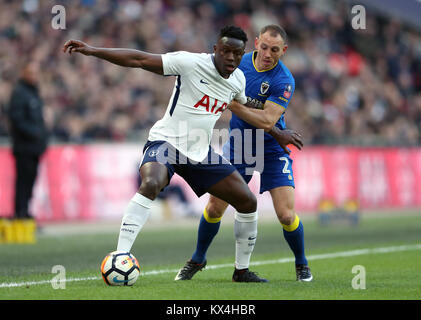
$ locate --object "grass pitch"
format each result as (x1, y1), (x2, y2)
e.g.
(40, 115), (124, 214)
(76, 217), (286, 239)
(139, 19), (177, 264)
(0, 212), (420, 301)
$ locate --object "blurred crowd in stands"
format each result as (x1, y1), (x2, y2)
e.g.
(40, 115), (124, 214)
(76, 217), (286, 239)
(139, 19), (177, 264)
(1, 0), (420, 146)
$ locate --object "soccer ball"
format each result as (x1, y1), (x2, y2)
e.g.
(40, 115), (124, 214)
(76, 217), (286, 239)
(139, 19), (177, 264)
(100, 251), (140, 286)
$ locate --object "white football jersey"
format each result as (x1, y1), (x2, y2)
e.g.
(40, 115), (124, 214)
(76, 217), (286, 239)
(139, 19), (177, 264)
(148, 51), (247, 162)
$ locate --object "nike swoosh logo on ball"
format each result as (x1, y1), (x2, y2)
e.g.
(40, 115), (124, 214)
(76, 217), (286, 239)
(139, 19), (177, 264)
(112, 276), (135, 284)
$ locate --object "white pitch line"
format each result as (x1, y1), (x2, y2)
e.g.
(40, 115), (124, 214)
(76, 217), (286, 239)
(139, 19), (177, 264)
(1, 243), (421, 289)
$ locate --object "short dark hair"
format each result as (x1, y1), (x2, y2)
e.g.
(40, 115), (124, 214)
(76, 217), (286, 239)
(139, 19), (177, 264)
(219, 25), (248, 43)
(260, 24), (288, 44)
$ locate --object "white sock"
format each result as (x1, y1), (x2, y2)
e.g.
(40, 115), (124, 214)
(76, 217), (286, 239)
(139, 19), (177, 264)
(234, 211), (258, 270)
(116, 193), (153, 252)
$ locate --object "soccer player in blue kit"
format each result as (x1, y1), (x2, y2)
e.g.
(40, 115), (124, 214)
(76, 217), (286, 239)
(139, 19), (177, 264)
(176, 25), (313, 282)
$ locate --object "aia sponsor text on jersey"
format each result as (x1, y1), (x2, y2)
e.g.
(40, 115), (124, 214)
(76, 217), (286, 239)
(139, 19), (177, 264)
(193, 94), (228, 114)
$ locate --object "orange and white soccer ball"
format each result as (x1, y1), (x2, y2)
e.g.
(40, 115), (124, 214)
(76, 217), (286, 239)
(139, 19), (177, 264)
(100, 251), (140, 286)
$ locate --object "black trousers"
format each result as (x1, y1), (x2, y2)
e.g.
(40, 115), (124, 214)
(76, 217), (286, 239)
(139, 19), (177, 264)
(13, 153), (40, 219)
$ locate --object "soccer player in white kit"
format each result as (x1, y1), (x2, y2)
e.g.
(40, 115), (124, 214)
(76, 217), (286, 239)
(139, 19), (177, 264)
(63, 26), (269, 282)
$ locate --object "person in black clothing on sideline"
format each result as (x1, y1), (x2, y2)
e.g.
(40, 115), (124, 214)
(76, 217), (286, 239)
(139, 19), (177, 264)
(5, 62), (49, 243)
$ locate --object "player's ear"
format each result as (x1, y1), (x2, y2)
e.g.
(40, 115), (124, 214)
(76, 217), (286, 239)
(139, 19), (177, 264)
(213, 44), (217, 53)
(282, 44), (288, 55)
(254, 37), (259, 49)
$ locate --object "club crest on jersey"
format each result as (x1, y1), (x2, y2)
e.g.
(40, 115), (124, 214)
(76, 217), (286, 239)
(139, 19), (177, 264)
(149, 149), (159, 157)
(193, 94), (228, 114)
(283, 84), (293, 99)
(260, 81), (270, 95)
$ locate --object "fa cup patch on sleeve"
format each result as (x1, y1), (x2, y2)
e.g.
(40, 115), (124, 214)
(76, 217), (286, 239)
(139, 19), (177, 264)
(283, 84), (293, 99)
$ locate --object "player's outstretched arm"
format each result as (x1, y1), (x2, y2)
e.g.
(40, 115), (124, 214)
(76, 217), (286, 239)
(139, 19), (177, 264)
(228, 100), (283, 132)
(228, 100), (303, 154)
(62, 40), (163, 75)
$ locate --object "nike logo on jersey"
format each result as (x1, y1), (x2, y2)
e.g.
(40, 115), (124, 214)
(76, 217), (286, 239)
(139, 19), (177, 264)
(200, 79), (209, 84)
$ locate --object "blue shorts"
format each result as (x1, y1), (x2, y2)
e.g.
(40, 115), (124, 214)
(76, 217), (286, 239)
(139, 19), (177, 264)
(141, 140), (236, 197)
(223, 142), (295, 194)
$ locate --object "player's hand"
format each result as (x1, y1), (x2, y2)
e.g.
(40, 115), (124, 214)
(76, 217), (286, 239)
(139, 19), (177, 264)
(63, 39), (94, 56)
(269, 127), (303, 155)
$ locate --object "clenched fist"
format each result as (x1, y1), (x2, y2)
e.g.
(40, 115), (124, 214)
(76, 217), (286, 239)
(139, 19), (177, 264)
(63, 39), (94, 56)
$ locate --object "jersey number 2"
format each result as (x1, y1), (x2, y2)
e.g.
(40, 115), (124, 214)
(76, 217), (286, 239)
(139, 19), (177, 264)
(279, 157), (291, 174)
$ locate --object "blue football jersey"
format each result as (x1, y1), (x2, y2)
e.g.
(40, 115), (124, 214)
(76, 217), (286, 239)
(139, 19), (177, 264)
(229, 51), (295, 154)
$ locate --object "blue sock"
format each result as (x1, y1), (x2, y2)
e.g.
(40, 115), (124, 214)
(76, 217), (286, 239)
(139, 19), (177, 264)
(282, 216), (308, 266)
(191, 211), (221, 264)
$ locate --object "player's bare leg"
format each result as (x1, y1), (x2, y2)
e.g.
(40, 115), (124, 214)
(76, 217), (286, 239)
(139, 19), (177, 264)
(270, 186), (296, 225)
(137, 162), (169, 199)
(206, 195), (229, 219)
(117, 162), (169, 252)
(270, 186), (312, 281)
(206, 170), (256, 213)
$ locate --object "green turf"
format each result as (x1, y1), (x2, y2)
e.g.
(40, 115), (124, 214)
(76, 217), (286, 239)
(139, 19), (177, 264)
(0, 212), (420, 300)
